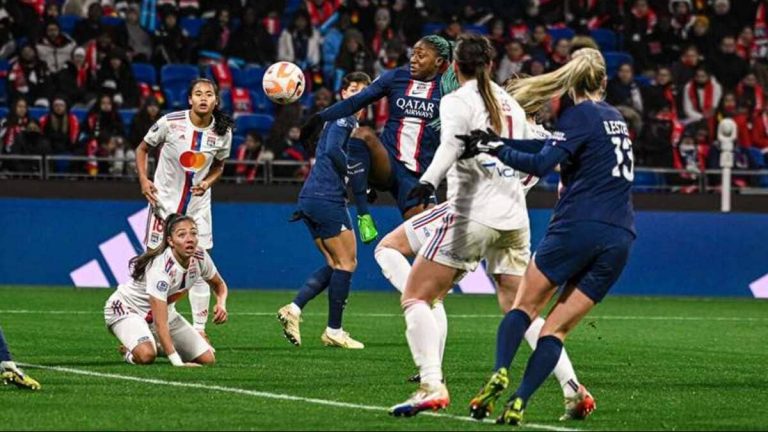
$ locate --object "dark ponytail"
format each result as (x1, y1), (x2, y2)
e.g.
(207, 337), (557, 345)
(129, 213), (196, 281)
(455, 33), (502, 134)
(188, 78), (234, 137)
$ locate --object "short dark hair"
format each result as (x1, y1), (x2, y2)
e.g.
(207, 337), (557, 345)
(341, 72), (372, 91)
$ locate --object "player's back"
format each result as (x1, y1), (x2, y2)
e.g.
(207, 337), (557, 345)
(300, 115), (357, 202)
(553, 101), (635, 234)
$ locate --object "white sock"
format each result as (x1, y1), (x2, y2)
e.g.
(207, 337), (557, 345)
(289, 303), (302, 315)
(189, 278), (211, 331)
(0, 361), (17, 372)
(403, 300), (442, 386)
(326, 327), (344, 337)
(524, 317), (580, 398)
(375, 246), (412, 293)
(431, 301), (448, 364)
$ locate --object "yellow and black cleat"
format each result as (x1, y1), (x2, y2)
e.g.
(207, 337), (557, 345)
(468, 367), (509, 420)
(2, 370), (41, 390)
(496, 396), (525, 425)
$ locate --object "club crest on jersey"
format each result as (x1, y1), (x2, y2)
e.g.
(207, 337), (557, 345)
(207, 136), (216, 146)
(179, 151), (206, 172)
(156, 281), (169, 292)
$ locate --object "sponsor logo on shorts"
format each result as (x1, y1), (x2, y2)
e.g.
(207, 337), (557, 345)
(422, 227), (432, 238)
(137, 336), (151, 344)
(156, 281), (169, 292)
(437, 249), (476, 262)
(150, 232), (160, 244)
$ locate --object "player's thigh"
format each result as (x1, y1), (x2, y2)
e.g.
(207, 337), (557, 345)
(512, 258), (559, 320)
(493, 274), (522, 313)
(192, 209), (213, 249)
(352, 126), (391, 186)
(404, 254), (458, 303)
(539, 284), (596, 341)
(109, 314), (156, 355)
(322, 228), (358, 270)
(168, 311), (214, 363)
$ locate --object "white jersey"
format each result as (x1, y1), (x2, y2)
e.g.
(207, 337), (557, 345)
(143, 110), (232, 226)
(116, 247), (218, 320)
(421, 80), (529, 231)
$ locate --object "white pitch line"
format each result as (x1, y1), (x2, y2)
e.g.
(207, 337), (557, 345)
(19, 363), (578, 432)
(2, 310), (767, 322)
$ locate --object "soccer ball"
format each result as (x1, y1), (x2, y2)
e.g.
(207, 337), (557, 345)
(262, 61), (305, 105)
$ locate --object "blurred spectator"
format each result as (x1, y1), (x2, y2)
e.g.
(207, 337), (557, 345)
(527, 24), (551, 59)
(278, 10), (321, 68)
(84, 32), (116, 78)
(755, 0), (768, 59)
(690, 16), (714, 61)
(62, 0), (91, 17)
(152, 10), (192, 66)
(274, 125), (309, 180)
(709, 0), (739, 44)
(306, 0), (341, 27)
(607, 63), (644, 135)
(374, 39), (408, 76)
(751, 103), (768, 152)
(178, 0), (201, 17)
(129, 96), (161, 148)
(7, 120), (50, 172)
(125, 4), (152, 62)
(54, 47), (97, 108)
(0, 15), (16, 60)
(96, 48), (140, 108)
(349, 0), (377, 42)
(736, 71), (765, 116)
(495, 40), (529, 84)
(736, 26), (759, 62)
(671, 45), (701, 87)
(487, 18), (507, 61)
(715, 90), (752, 148)
(709, 35), (749, 90)
(371, 7), (400, 59)
(40, 96), (79, 155)
(306, 87), (332, 118)
(682, 67), (721, 137)
(549, 38), (571, 71)
(643, 65), (678, 116)
(438, 15), (462, 42)
(226, 6), (276, 65)
(73, 3), (105, 45)
(83, 94), (125, 143)
(625, 0), (660, 73)
(566, 0), (617, 33)
(8, 45), (55, 107)
(233, 131), (270, 183)
(1, 98), (32, 156)
(336, 28), (375, 77)
(36, 21), (76, 74)
(391, 0), (425, 46)
(669, 0), (696, 58)
(522, 56), (547, 77)
(199, 7), (232, 55)
(507, 16), (530, 43)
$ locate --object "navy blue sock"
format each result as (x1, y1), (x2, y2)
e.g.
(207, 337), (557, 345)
(0, 327), (12, 362)
(327, 269), (352, 329)
(494, 309), (532, 371)
(292, 265), (334, 309)
(514, 335), (564, 403)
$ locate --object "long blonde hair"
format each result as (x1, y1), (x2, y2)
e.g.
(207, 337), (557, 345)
(455, 33), (502, 134)
(506, 48), (606, 115)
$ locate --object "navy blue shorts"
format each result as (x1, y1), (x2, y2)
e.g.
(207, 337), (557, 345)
(386, 152), (437, 215)
(297, 197), (353, 240)
(534, 221), (634, 303)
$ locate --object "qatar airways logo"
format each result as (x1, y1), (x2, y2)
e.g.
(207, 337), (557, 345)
(395, 98), (436, 119)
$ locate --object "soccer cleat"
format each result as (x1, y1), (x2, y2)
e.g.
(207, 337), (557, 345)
(1, 369), (41, 390)
(559, 384), (596, 421)
(406, 373), (421, 383)
(468, 367), (509, 420)
(320, 329), (364, 349)
(496, 395), (525, 425)
(277, 305), (302, 346)
(389, 383), (450, 417)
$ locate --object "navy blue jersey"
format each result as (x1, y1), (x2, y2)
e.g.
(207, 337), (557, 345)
(318, 66), (442, 174)
(299, 115), (358, 202)
(549, 101), (635, 234)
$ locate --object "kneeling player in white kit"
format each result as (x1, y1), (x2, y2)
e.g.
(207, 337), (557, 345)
(104, 214), (229, 366)
(135, 78), (233, 339)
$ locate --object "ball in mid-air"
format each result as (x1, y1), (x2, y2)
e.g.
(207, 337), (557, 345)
(262, 61), (305, 105)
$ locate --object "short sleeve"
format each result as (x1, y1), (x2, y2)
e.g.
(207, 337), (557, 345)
(143, 115), (168, 147)
(215, 130), (232, 161)
(200, 250), (219, 281)
(145, 258), (172, 302)
(548, 106), (591, 155)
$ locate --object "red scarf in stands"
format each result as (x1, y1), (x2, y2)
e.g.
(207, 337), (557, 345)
(76, 64), (89, 88)
(756, 3), (768, 39)
(689, 81), (714, 114)
(737, 83), (765, 113)
(665, 86), (677, 116)
(509, 23), (529, 41)
(372, 28), (394, 55)
(307, 0), (340, 27)
(2, 117), (29, 151)
(21, 0), (44, 15)
(631, 6), (658, 33)
(737, 39), (758, 60)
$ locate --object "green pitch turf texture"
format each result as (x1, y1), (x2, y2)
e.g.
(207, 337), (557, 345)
(1, 287), (767, 431)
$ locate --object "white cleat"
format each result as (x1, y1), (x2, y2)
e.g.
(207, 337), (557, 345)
(320, 329), (364, 349)
(560, 384), (596, 421)
(277, 304), (302, 346)
(389, 383), (450, 417)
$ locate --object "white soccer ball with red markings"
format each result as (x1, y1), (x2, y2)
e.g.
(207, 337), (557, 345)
(262, 61), (305, 105)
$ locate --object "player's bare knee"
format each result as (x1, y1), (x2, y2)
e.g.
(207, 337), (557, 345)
(132, 343), (156, 365)
(194, 350), (216, 365)
(334, 257), (357, 272)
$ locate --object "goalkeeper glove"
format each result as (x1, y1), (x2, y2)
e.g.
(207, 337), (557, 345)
(357, 214), (379, 244)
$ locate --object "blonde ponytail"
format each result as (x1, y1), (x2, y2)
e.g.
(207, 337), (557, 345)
(507, 48), (606, 115)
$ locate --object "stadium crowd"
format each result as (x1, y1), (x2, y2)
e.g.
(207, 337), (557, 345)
(1, 0), (768, 189)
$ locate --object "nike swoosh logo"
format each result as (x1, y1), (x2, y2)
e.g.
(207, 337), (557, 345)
(348, 163), (363, 170)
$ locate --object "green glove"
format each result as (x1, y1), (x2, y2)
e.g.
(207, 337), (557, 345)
(357, 214), (379, 244)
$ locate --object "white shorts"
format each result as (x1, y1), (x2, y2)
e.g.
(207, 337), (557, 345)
(145, 206), (212, 249)
(404, 202), (450, 253)
(104, 292), (211, 361)
(418, 211), (530, 276)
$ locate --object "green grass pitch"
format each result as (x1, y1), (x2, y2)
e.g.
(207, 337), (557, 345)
(1, 286), (767, 431)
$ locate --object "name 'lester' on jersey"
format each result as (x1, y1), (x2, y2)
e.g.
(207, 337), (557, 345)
(143, 110), (232, 218)
(548, 101), (636, 235)
(319, 66), (441, 174)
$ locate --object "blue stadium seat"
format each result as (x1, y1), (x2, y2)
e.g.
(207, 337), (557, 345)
(0, 107), (8, 120)
(604, 51), (633, 78)
(250, 90), (275, 115)
(548, 27), (575, 41)
(422, 22), (446, 36)
(180, 17), (205, 38)
(242, 66), (266, 91)
(0, 78), (6, 105)
(59, 15), (80, 36)
(164, 87), (189, 110)
(71, 107), (88, 123)
(634, 75), (652, 87)
(132, 63), (157, 86)
(463, 24), (489, 35)
(590, 28), (618, 51)
(28, 107), (48, 121)
(230, 68), (244, 87)
(235, 114), (274, 136)
(119, 109), (137, 134)
(219, 89), (233, 112)
(285, 0), (303, 15)
(300, 90), (314, 110)
(232, 134), (245, 149)
(633, 171), (663, 192)
(101, 16), (124, 27)
(161, 64), (200, 87)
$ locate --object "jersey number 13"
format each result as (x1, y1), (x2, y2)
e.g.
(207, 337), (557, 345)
(611, 136), (634, 182)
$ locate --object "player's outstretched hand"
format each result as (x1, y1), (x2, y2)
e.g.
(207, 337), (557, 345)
(140, 178), (159, 206)
(456, 128), (504, 158)
(213, 302), (228, 324)
(301, 114), (324, 142)
(407, 182), (436, 207)
(358, 214), (379, 244)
